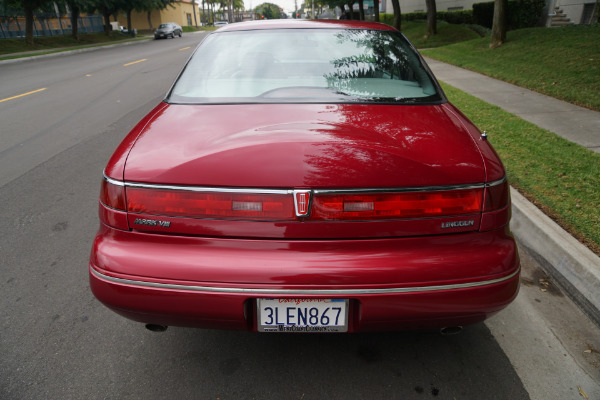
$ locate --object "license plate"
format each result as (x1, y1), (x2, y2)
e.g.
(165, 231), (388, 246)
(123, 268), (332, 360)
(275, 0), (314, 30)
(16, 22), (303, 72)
(257, 298), (348, 332)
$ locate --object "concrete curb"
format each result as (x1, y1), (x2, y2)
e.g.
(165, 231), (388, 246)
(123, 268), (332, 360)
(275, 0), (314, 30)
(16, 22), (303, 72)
(510, 188), (600, 326)
(0, 38), (153, 65)
(0, 30), (208, 65)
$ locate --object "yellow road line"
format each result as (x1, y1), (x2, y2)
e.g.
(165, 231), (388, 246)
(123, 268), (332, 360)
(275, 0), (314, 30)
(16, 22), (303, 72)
(179, 47), (191, 51)
(0, 88), (47, 103)
(124, 59), (147, 67)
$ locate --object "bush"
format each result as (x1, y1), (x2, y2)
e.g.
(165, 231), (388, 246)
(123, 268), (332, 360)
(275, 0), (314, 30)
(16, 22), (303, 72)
(380, 13), (394, 26)
(510, 0), (546, 28)
(398, 10), (473, 24)
(438, 10), (474, 24)
(473, 0), (545, 29)
(472, 1), (495, 28)
(403, 11), (427, 21)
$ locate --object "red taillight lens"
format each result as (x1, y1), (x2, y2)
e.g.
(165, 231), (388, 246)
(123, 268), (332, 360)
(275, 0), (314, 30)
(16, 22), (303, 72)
(100, 179), (126, 211)
(311, 189), (483, 221)
(483, 180), (510, 212)
(126, 188), (296, 221)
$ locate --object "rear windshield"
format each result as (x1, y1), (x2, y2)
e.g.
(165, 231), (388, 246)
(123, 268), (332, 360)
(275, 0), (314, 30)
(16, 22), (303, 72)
(168, 28), (443, 104)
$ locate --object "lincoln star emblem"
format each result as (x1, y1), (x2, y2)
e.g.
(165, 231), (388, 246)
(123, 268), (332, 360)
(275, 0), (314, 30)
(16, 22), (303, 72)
(293, 191), (311, 217)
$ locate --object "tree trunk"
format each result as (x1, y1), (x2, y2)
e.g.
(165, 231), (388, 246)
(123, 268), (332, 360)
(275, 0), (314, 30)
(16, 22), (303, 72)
(490, 0), (508, 48)
(126, 8), (133, 36)
(391, 0), (401, 30)
(70, 5), (79, 40)
(192, 2), (198, 27)
(147, 11), (153, 30)
(102, 7), (111, 35)
(425, 0), (437, 37)
(358, 0), (364, 20)
(346, 3), (353, 19)
(373, 0), (379, 21)
(24, 2), (34, 45)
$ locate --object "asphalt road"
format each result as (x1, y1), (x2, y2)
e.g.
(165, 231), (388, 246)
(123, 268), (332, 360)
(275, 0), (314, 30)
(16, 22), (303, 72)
(1, 33), (599, 400)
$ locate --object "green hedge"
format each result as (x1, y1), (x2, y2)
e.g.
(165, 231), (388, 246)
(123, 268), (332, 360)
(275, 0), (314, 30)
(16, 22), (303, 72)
(403, 10), (474, 24)
(380, 10), (474, 24)
(380, 13), (394, 26)
(439, 10), (474, 24)
(402, 11), (427, 21)
(381, 1), (543, 30)
(473, 0), (545, 29)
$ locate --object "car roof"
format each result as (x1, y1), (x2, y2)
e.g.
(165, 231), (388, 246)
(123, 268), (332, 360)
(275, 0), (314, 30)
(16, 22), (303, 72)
(215, 19), (397, 33)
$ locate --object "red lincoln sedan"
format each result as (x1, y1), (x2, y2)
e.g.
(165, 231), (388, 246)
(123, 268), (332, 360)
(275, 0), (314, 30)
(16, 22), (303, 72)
(89, 19), (519, 333)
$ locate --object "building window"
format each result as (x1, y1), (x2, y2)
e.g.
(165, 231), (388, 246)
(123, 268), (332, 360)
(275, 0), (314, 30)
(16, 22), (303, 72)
(187, 13), (192, 26)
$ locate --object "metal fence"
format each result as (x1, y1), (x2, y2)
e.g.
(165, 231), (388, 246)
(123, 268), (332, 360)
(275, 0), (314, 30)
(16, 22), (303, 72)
(0, 14), (104, 39)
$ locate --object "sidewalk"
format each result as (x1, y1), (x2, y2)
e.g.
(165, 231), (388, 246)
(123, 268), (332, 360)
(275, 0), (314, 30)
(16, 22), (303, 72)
(425, 58), (600, 153)
(425, 57), (600, 326)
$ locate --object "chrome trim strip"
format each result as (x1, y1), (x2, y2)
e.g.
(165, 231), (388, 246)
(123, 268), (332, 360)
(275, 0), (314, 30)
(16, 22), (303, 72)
(91, 267), (519, 295)
(103, 174), (125, 187)
(102, 173), (506, 196)
(486, 176), (507, 188)
(313, 184), (485, 195)
(102, 173), (291, 195)
(127, 182), (292, 195)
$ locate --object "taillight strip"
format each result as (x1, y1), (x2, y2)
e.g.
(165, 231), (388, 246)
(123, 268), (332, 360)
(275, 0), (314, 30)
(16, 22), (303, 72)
(102, 173), (506, 222)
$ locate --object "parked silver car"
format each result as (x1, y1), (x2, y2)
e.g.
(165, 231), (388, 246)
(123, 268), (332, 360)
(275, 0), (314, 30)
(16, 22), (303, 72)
(154, 23), (183, 39)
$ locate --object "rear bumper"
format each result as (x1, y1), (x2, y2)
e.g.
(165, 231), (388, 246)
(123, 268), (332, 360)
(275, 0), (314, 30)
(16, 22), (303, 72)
(90, 265), (519, 331)
(89, 225), (520, 332)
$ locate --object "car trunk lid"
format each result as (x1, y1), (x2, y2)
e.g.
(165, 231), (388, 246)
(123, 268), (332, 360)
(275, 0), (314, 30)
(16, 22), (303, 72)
(117, 103), (490, 238)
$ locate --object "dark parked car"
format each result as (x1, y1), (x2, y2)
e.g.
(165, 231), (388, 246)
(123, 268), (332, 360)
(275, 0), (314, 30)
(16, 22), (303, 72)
(154, 22), (182, 39)
(90, 20), (519, 334)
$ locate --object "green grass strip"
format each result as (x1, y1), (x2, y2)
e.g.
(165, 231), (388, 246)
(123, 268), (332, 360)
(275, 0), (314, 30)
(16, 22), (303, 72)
(440, 82), (600, 254)
(401, 20), (480, 48)
(422, 25), (600, 112)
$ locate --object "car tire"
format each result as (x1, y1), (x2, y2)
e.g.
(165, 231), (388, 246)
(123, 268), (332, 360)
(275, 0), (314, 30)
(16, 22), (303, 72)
(179, 32), (182, 37)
